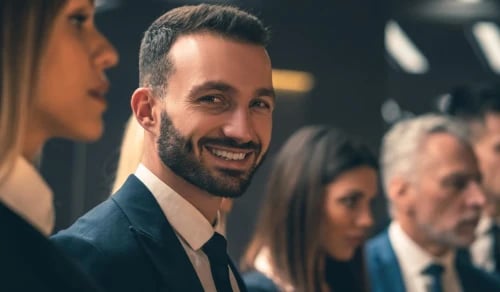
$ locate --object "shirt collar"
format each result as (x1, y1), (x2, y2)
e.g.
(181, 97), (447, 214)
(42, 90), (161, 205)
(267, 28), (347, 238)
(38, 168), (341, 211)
(389, 221), (455, 276)
(0, 156), (54, 236)
(134, 163), (224, 251)
(476, 215), (493, 236)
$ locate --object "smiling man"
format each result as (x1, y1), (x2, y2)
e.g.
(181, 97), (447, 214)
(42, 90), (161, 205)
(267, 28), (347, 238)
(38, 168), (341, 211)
(51, 4), (274, 292)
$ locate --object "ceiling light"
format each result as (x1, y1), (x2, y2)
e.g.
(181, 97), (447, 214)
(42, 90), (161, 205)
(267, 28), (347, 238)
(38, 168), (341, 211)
(385, 20), (430, 74)
(272, 69), (315, 93)
(472, 21), (500, 74)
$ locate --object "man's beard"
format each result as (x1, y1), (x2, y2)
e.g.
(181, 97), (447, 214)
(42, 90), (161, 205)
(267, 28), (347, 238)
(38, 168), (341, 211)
(414, 211), (477, 248)
(157, 111), (265, 198)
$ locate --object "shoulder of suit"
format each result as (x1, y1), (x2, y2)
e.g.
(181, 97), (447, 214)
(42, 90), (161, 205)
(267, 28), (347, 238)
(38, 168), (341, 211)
(243, 270), (280, 292)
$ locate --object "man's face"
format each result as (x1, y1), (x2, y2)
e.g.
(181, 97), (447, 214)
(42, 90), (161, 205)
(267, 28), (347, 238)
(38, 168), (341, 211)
(405, 133), (485, 248)
(473, 113), (500, 202)
(156, 33), (274, 198)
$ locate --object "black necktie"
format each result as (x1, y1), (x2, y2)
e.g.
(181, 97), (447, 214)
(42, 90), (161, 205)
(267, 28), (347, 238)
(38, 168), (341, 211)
(491, 224), (500, 273)
(202, 232), (233, 292)
(422, 263), (444, 292)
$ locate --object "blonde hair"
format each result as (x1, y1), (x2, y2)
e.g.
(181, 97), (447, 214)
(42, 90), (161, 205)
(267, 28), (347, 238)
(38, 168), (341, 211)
(0, 0), (67, 184)
(111, 115), (144, 193)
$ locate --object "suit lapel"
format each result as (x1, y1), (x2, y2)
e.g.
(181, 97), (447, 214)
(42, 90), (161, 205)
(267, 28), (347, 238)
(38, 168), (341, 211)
(131, 226), (204, 292)
(371, 231), (406, 292)
(113, 176), (204, 292)
(455, 253), (478, 292)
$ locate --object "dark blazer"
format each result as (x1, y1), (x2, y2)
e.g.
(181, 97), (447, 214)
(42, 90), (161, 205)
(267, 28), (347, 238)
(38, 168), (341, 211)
(51, 175), (247, 292)
(243, 270), (279, 292)
(0, 201), (104, 292)
(365, 229), (500, 292)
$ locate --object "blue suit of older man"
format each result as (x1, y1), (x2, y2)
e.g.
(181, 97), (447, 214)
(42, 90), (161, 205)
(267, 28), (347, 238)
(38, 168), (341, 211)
(366, 229), (500, 292)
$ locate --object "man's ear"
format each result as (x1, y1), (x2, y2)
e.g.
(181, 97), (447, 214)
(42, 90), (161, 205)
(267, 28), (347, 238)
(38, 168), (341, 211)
(131, 87), (159, 133)
(388, 177), (407, 199)
(388, 176), (412, 212)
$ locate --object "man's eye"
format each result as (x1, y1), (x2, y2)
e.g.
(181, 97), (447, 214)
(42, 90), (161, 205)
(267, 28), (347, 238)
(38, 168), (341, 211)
(449, 179), (467, 191)
(198, 95), (223, 104)
(251, 100), (271, 109)
(493, 143), (500, 153)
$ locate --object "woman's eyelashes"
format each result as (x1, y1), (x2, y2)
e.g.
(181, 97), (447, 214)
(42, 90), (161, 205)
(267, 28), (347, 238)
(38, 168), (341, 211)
(69, 12), (90, 29)
(338, 192), (362, 209)
(68, 4), (93, 30)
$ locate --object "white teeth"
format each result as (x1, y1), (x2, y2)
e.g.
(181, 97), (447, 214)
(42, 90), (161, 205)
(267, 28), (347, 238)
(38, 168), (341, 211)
(210, 149), (246, 160)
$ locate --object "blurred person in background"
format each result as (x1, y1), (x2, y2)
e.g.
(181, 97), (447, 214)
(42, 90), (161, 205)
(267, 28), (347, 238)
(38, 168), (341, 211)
(437, 83), (500, 276)
(366, 114), (500, 292)
(241, 125), (378, 292)
(111, 115), (144, 194)
(0, 0), (118, 290)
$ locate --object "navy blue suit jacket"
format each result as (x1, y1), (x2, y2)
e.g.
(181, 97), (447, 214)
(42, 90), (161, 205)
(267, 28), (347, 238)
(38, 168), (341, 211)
(51, 175), (246, 292)
(0, 201), (104, 292)
(365, 229), (500, 292)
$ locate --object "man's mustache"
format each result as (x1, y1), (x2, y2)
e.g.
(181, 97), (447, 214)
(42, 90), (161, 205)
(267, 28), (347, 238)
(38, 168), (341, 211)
(199, 137), (260, 151)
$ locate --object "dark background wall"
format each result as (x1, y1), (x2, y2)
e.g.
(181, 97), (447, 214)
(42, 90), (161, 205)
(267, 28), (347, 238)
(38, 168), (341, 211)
(42, 0), (500, 262)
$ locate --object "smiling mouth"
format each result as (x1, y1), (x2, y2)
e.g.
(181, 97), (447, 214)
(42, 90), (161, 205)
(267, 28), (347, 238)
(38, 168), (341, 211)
(204, 146), (253, 161)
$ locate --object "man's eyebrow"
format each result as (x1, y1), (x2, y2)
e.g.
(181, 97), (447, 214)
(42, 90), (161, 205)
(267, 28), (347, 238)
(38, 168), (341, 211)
(188, 81), (236, 97)
(255, 88), (276, 101)
(188, 81), (276, 101)
(442, 171), (481, 181)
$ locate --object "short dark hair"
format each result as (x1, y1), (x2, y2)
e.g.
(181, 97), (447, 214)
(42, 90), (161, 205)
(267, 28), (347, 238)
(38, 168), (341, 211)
(138, 4), (270, 95)
(242, 125), (377, 292)
(436, 83), (500, 122)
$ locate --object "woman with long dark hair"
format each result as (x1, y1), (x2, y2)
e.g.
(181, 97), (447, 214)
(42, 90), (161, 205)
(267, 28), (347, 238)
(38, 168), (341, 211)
(242, 125), (378, 291)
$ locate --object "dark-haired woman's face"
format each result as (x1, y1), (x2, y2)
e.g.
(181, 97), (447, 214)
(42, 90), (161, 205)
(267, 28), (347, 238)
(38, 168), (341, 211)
(320, 166), (377, 261)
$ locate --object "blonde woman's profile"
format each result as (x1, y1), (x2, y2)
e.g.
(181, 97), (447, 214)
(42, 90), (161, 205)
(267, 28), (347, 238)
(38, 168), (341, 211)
(0, 0), (118, 290)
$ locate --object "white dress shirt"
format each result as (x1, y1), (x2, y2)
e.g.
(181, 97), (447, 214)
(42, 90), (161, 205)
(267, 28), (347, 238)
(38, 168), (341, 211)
(388, 222), (462, 292)
(135, 164), (240, 292)
(0, 156), (54, 236)
(470, 215), (497, 272)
